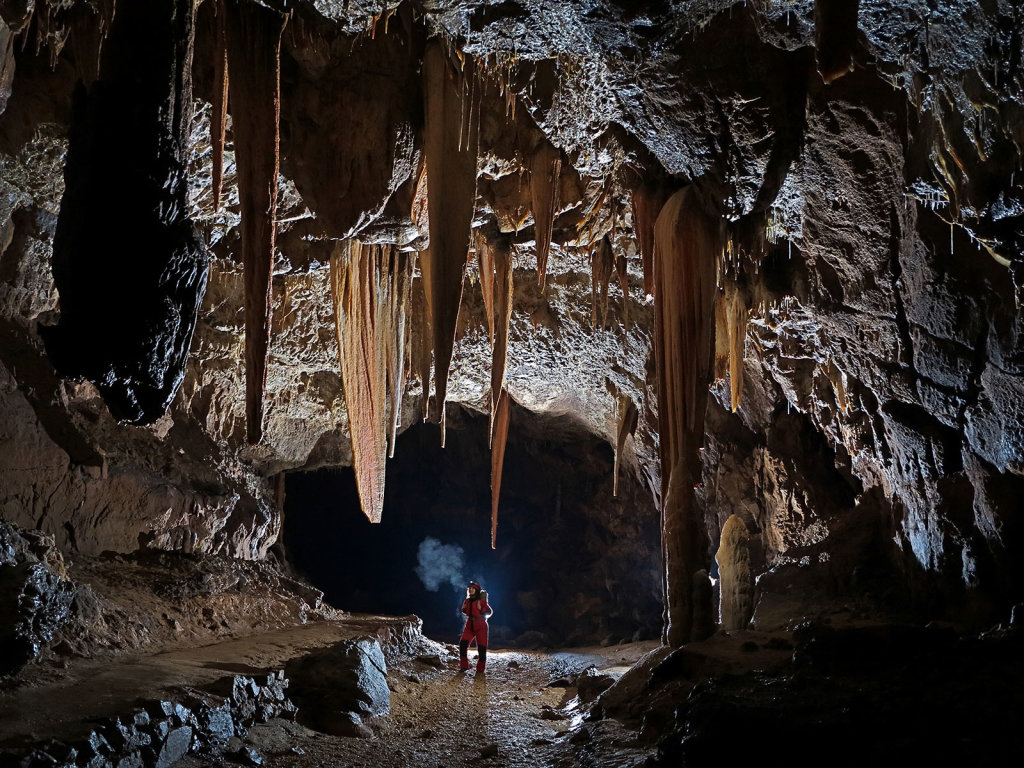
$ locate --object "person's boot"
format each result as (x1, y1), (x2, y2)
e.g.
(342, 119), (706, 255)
(459, 640), (471, 670)
(476, 647), (487, 673)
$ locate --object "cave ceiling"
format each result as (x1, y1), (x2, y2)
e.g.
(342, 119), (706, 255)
(0, 0), (1022, 618)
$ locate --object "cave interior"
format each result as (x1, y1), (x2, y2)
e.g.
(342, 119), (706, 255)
(1, 0), (1024, 766)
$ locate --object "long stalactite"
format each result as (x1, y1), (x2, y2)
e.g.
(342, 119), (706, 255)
(422, 39), (479, 445)
(223, 0), (288, 444)
(476, 233), (496, 348)
(387, 250), (413, 458)
(615, 252), (630, 331)
(613, 393), (638, 498)
(653, 185), (719, 647)
(591, 236), (614, 331)
(631, 186), (667, 298)
(490, 235), (514, 445)
(530, 141), (561, 291)
(490, 387), (511, 550)
(330, 241), (408, 524)
(714, 279), (749, 412)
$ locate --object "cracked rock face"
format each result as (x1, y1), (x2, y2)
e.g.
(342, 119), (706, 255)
(0, 0), (1022, 626)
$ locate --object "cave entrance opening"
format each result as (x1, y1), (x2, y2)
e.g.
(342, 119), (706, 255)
(283, 405), (662, 647)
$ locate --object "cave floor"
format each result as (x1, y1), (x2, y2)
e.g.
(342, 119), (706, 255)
(177, 639), (662, 768)
(0, 608), (662, 767)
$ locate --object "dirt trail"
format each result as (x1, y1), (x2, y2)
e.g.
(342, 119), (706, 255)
(181, 641), (659, 768)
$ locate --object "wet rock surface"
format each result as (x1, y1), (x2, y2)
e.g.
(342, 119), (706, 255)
(0, 522), (74, 675)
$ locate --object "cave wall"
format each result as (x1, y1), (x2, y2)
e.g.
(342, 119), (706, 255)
(0, 0), (1022, 627)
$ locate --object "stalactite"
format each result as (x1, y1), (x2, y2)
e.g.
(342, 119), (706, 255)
(631, 186), (667, 297)
(211, 0), (229, 213)
(615, 252), (630, 330)
(412, 254), (433, 422)
(530, 142), (561, 291)
(476, 232), (496, 348)
(490, 387), (511, 550)
(714, 280), (749, 412)
(814, 0), (860, 84)
(490, 236), (514, 445)
(590, 236), (614, 331)
(613, 393), (638, 498)
(653, 186), (718, 647)
(422, 39), (479, 446)
(330, 241), (406, 524)
(387, 250), (413, 458)
(223, 0), (288, 444)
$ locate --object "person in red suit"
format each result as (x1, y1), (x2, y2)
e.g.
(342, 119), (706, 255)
(459, 580), (492, 672)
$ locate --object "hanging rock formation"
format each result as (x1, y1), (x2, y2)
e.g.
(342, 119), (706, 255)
(631, 186), (667, 298)
(422, 38), (479, 444)
(489, 235), (515, 442)
(490, 387), (511, 550)
(331, 241), (409, 524)
(714, 279), (750, 412)
(530, 141), (561, 291)
(613, 393), (638, 498)
(654, 186), (719, 646)
(42, 0), (208, 424)
(590, 236), (615, 331)
(223, 0), (288, 444)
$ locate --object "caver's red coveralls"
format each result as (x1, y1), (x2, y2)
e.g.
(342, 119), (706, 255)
(459, 593), (492, 671)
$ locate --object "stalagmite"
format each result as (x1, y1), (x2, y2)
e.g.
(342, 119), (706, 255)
(716, 515), (754, 631)
(491, 387), (511, 550)
(631, 186), (667, 297)
(476, 233), (496, 348)
(530, 142), (561, 291)
(814, 0), (860, 83)
(330, 241), (407, 524)
(653, 186), (718, 646)
(211, 0), (228, 213)
(490, 236), (514, 444)
(613, 394), (638, 498)
(615, 253), (630, 330)
(591, 236), (614, 331)
(223, 0), (288, 444)
(422, 39), (479, 445)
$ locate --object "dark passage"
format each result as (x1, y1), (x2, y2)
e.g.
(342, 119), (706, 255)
(284, 405), (662, 646)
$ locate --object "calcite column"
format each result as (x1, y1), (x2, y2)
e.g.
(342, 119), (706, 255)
(653, 186), (719, 647)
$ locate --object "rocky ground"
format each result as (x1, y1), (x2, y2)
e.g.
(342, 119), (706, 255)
(3, 539), (1023, 768)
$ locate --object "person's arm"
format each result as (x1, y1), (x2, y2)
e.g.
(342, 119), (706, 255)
(480, 594), (493, 617)
(461, 598), (470, 616)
